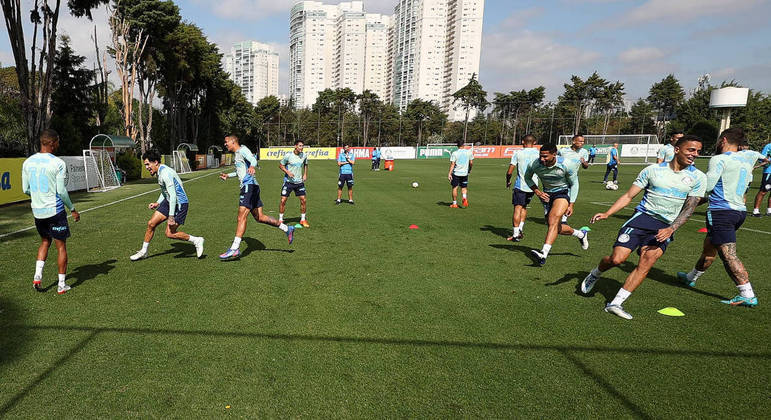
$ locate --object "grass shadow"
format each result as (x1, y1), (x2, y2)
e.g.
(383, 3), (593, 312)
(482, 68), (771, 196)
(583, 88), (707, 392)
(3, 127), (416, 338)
(435, 201), (455, 207)
(0, 297), (31, 371)
(241, 237), (295, 258)
(618, 261), (729, 300)
(70, 259), (117, 289)
(480, 225), (510, 239)
(489, 243), (580, 267)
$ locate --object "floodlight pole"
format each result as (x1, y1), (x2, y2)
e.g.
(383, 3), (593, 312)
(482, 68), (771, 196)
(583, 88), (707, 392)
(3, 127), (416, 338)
(719, 108), (732, 133)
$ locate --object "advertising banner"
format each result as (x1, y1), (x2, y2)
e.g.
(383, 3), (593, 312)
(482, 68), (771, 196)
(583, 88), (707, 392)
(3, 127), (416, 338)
(60, 156), (88, 191)
(621, 143), (662, 158)
(381, 147), (415, 159)
(466, 145), (502, 159)
(260, 147), (335, 160)
(336, 147), (374, 160)
(0, 158), (27, 205)
(500, 145), (525, 158)
(417, 146), (458, 159)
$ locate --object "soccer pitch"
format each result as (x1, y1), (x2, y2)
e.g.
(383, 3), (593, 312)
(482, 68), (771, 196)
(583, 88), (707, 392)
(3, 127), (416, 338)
(1, 159), (768, 417)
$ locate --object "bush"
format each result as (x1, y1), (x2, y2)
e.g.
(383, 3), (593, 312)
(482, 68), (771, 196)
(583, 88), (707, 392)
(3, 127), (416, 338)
(687, 120), (719, 154)
(116, 149), (142, 180)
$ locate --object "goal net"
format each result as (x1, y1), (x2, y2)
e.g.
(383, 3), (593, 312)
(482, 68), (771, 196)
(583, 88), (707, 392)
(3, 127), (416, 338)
(557, 134), (660, 164)
(83, 149), (121, 192)
(172, 150), (192, 174)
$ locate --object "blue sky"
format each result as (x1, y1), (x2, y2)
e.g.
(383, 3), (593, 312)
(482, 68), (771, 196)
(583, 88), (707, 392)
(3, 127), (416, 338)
(1, 0), (769, 102)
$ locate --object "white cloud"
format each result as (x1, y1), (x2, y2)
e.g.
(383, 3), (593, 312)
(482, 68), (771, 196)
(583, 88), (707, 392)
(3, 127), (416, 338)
(619, 0), (764, 25)
(0, 49), (14, 67)
(618, 47), (668, 64)
(616, 46), (676, 75)
(480, 30), (601, 98)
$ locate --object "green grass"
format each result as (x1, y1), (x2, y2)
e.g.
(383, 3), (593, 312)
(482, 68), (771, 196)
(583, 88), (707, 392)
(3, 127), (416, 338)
(1, 159), (769, 417)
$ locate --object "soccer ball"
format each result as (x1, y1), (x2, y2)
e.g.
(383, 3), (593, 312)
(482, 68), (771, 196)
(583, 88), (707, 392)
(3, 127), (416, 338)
(605, 182), (618, 191)
(411, 182), (419, 188)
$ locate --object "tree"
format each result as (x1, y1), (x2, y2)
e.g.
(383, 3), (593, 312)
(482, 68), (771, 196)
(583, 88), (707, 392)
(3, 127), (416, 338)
(492, 86), (544, 144)
(405, 99), (445, 146)
(256, 95), (280, 145)
(623, 99), (656, 135)
(358, 90), (381, 146)
(560, 72), (608, 134)
(50, 35), (96, 155)
(1, 0), (108, 155)
(0, 66), (25, 156)
(648, 74), (684, 138)
(333, 88), (356, 145)
(595, 81), (625, 135)
(451, 73), (489, 143)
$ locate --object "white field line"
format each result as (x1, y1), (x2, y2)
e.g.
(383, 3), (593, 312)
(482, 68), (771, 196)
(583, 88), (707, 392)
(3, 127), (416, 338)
(587, 201), (771, 235)
(0, 172), (218, 240)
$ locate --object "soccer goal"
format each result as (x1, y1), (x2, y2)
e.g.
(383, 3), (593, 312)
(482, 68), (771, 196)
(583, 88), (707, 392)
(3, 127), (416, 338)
(83, 149), (121, 192)
(558, 134), (660, 164)
(172, 150), (192, 174)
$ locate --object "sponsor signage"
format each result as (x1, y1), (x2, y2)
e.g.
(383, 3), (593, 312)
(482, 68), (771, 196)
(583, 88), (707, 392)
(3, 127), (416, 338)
(260, 147), (336, 160)
(0, 158), (27, 205)
(621, 143), (662, 158)
(381, 147), (415, 159)
(60, 156), (88, 191)
(336, 147), (374, 160)
(417, 146), (458, 159)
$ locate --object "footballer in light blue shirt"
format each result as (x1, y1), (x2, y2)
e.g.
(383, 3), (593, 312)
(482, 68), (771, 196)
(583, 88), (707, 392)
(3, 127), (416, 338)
(657, 132), (683, 164)
(278, 140), (309, 227)
(130, 148), (204, 262)
(506, 135), (540, 240)
(219, 135), (295, 261)
(678, 128), (768, 307)
(21, 129), (79, 294)
(524, 143), (589, 266)
(751, 141), (771, 216)
(448, 139), (474, 207)
(582, 135), (707, 320)
(336, 144), (356, 204)
(603, 143), (620, 183)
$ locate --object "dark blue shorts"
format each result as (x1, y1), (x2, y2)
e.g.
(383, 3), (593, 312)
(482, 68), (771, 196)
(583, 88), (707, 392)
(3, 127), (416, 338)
(762, 173), (771, 192)
(614, 212), (673, 254)
(239, 184), (263, 210)
(706, 210), (745, 245)
(35, 211), (70, 241)
(542, 189), (570, 215)
(512, 188), (534, 207)
(281, 182), (306, 197)
(338, 174), (354, 188)
(450, 174), (469, 187)
(157, 201), (188, 225)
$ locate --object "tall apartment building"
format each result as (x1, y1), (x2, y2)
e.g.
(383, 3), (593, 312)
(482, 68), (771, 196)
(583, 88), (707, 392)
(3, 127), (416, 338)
(391, 0), (484, 121)
(224, 41), (280, 106)
(290, 1), (392, 109)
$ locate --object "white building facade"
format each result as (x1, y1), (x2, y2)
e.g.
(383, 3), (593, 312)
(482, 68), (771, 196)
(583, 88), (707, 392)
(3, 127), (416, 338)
(290, 1), (393, 109)
(391, 0), (484, 121)
(224, 41), (280, 106)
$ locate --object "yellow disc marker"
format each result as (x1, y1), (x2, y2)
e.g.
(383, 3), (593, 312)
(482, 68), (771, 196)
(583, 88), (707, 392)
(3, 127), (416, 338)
(657, 307), (685, 317)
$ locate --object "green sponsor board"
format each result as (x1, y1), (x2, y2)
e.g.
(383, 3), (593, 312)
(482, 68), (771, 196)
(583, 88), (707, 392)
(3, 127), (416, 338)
(417, 146), (458, 159)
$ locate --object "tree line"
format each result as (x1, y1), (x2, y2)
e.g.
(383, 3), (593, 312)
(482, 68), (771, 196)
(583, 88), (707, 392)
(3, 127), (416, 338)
(1, 0), (769, 158)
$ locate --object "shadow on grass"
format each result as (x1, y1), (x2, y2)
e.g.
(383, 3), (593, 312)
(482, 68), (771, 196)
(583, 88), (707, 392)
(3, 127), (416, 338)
(39, 259), (118, 292)
(145, 242), (200, 260)
(3, 323), (769, 417)
(489, 243), (579, 267)
(0, 297), (31, 372)
(480, 225), (510, 239)
(436, 201), (455, 207)
(241, 237), (295, 257)
(618, 261), (729, 300)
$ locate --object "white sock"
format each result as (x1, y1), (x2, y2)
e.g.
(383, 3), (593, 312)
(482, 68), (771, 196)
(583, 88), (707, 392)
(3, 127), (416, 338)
(737, 282), (755, 298)
(541, 243), (552, 257)
(278, 223), (289, 232)
(572, 229), (586, 239)
(301, 213), (306, 221)
(336, 199), (341, 202)
(687, 269), (704, 281)
(187, 235), (198, 243)
(35, 260), (45, 279)
(452, 200), (457, 205)
(519, 221), (524, 230)
(462, 193), (467, 199)
(767, 209), (771, 214)
(512, 227), (520, 237)
(230, 237), (242, 250)
(278, 213), (284, 222)
(753, 208), (760, 214)
(591, 267), (603, 278)
(610, 288), (631, 306)
(58, 273), (66, 287)
(141, 242), (149, 253)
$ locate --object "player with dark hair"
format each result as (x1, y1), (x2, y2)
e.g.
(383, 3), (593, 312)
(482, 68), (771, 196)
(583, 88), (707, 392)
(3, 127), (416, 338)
(657, 131), (684, 164)
(278, 140), (309, 227)
(558, 134), (590, 170)
(219, 135), (294, 260)
(22, 129), (80, 294)
(336, 144), (355, 205)
(581, 135), (706, 319)
(524, 143), (589, 266)
(448, 139), (474, 208)
(678, 128), (768, 307)
(506, 135), (539, 241)
(129, 149), (205, 261)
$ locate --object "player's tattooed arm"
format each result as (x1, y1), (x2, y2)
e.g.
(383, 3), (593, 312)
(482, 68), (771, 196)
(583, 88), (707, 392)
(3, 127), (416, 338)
(670, 196), (701, 231)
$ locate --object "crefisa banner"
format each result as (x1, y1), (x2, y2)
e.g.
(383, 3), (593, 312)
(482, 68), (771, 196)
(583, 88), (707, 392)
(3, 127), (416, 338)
(260, 147), (336, 160)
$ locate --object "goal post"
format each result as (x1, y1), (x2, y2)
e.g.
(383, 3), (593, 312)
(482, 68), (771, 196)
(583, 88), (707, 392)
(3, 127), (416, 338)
(557, 134), (660, 164)
(172, 150), (192, 174)
(83, 149), (121, 192)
